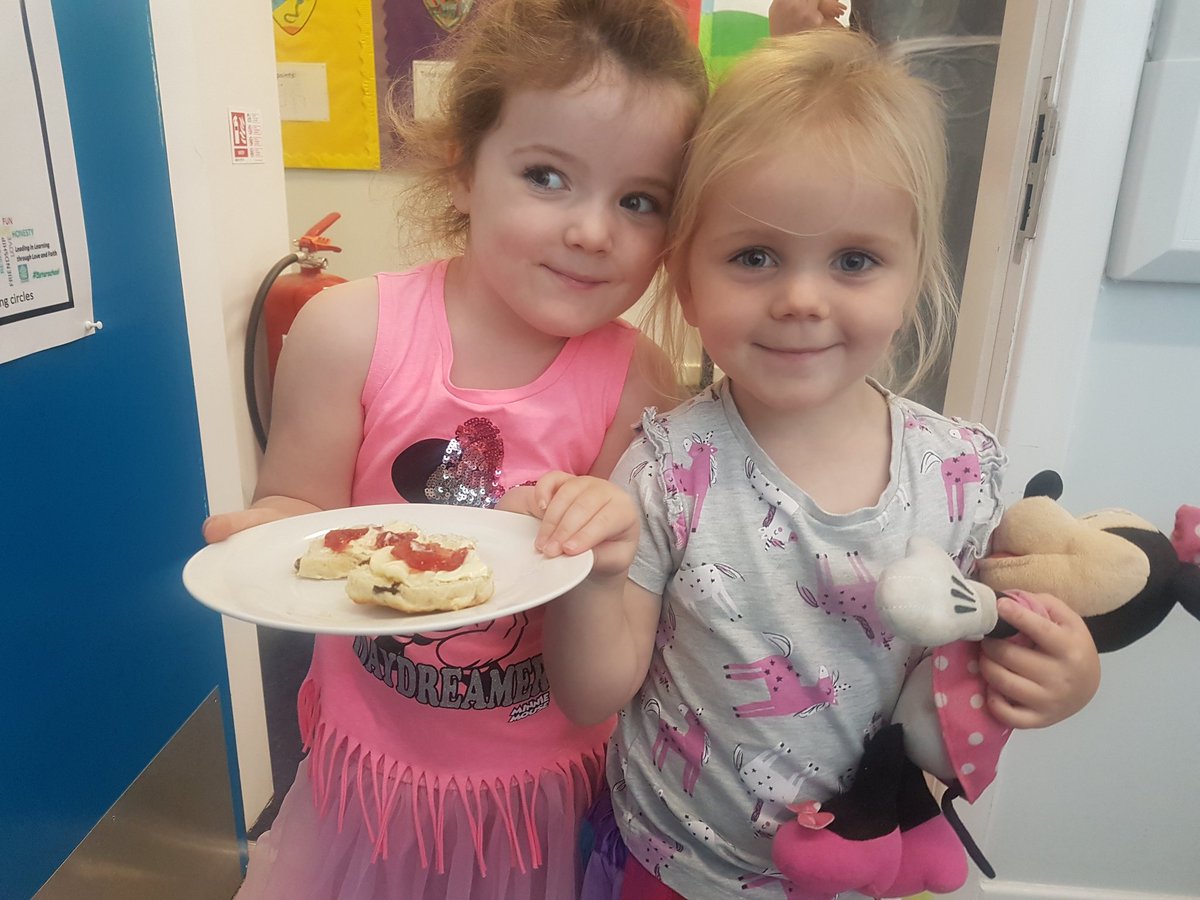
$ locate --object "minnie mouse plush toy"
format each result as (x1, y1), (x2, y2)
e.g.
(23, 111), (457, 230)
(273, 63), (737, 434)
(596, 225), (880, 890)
(771, 472), (1200, 899)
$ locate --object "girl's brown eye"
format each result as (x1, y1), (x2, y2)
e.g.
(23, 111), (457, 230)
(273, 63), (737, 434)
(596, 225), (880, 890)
(524, 166), (565, 190)
(620, 194), (659, 215)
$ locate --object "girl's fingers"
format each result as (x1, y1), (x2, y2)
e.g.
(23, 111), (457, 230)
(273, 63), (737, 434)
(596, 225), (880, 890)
(994, 595), (1060, 649)
(995, 593), (1086, 654)
(202, 507), (287, 543)
(532, 471), (573, 514)
(986, 688), (1051, 730)
(558, 498), (633, 559)
(980, 632), (1048, 681)
(978, 652), (1047, 710)
(496, 484), (537, 516)
(536, 477), (620, 555)
(980, 633), (1098, 728)
(988, 594), (1099, 716)
(979, 652), (1065, 729)
(532, 472), (589, 551)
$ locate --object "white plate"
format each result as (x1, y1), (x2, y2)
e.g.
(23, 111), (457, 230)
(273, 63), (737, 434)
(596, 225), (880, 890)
(182, 504), (592, 635)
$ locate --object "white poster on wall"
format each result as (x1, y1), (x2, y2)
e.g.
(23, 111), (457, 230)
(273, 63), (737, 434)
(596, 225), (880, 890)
(0, 0), (92, 366)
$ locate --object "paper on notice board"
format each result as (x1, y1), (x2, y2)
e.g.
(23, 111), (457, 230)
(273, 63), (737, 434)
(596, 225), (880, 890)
(277, 62), (331, 122)
(0, 0), (93, 365)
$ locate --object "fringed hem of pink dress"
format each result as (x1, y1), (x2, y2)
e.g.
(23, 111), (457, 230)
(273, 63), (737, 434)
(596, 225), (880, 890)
(237, 747), (605, 900)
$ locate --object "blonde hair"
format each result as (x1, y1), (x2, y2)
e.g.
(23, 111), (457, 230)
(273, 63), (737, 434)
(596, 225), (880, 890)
(389, 0), (709, 254)
(647, 28), (955, 396)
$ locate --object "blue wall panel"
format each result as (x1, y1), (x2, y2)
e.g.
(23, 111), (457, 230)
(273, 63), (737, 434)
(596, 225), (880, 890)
(0, 3), (233, 896)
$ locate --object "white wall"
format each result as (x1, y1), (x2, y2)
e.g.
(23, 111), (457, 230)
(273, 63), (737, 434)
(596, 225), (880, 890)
(979, 284), (1200, 900)
(956, 0), (1200, 897)
(284, 168), (421, 280)
(153, 0), (286, 826)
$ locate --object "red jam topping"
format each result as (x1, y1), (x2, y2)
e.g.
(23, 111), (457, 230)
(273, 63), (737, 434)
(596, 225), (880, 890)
(323, 527), (370, 551)
(389, 537), (469, 572)
(374, 529), (418, 549)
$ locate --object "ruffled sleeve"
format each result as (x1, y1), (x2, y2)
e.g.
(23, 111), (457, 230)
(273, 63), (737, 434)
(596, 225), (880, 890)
(610, 408), (685, 597)
(956, 418), (1009, 573)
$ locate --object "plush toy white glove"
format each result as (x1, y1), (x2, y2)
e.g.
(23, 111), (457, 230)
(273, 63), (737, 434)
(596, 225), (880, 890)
(876, 537), (999, 646)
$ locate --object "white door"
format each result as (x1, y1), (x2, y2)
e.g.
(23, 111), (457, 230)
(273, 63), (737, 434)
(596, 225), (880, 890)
(847, 0), (1074, 424)
(943, 0), (1073, 427)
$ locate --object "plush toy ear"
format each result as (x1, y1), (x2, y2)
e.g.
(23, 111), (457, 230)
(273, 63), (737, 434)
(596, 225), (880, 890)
(1168, 563), (1200, 624)
(1024, 469), (1063, 499)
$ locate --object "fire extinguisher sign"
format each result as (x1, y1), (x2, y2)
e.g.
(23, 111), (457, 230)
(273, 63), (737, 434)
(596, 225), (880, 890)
(228, 108), (265, 164)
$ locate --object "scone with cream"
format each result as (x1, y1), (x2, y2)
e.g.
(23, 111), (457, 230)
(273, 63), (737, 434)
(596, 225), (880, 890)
(295, 522), (419, 580)
(346, 531), (494, 613)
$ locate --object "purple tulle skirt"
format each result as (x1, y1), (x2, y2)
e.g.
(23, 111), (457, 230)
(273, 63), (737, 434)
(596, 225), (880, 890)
(579, 788), (627, 900)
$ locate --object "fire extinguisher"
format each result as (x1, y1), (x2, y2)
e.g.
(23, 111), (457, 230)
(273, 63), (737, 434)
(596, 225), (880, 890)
(245, 212), (346, 450)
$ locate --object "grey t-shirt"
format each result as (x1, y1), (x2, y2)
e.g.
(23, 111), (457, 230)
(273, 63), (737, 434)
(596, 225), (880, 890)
(608, 379), (1006, 898)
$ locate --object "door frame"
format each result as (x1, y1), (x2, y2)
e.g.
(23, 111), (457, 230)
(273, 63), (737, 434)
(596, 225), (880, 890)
(949, 0), (1160, 499)
(944, 0), (1072, 430)
(150, 0), (291, 826)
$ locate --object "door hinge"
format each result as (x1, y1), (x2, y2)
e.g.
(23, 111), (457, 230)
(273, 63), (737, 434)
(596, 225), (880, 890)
(1015, 76), (1059, 252)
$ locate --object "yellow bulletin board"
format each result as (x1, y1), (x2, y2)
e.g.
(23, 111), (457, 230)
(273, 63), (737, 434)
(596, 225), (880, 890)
(274, 0), (380, 170)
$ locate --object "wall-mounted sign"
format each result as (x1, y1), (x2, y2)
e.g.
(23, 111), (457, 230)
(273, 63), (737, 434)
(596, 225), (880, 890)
(0, 0), (93, 365)
(228, 108), (266, 164)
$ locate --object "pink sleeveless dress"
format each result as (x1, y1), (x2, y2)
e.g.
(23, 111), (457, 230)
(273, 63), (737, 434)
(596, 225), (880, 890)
(239, 260), (637, 900)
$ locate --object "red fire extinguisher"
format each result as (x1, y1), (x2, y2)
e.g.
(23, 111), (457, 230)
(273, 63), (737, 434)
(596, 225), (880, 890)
(245, 212), (347, 449)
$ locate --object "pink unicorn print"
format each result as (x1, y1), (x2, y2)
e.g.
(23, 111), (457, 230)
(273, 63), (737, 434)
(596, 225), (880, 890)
(921, 424), (991, 522)
(664, 432), (718, 533)
(740, 873), (824, 898)
(904, 413), (933, 434)
(624, 814), (685, 880)
(759, 504), (799, 551)
(630, 455), (691, 547)
(678, 812), (734, 856)
(672, 562), (744, 624)
(798, 551), (894, 649)
(746, 459), (800, 516)
(650, 603), (678, 690)
(646, 697), (710, 795)
(733, 742), (819, 836)
(724, 634), (844, 718)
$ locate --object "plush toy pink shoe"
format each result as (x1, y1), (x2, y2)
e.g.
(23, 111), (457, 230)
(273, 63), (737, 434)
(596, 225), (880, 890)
(771, 725), (905, 898)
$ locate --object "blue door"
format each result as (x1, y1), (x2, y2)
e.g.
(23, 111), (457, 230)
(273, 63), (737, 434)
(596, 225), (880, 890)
(0, 3), (241, 897)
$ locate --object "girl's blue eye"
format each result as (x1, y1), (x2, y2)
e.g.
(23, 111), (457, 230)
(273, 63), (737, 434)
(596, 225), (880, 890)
(836, 251), (877, 274)
(525, 166), (565, 190)
(620, 194), (659, 215)
(732, 247), (776, 269)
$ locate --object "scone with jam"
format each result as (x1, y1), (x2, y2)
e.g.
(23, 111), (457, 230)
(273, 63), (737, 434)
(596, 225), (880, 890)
(346, 531), (493, 613)
(295, 522), (418, 580)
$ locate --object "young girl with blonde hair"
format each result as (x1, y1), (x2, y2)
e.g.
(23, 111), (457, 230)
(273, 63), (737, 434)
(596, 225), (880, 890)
(204, 2), (709, 897)
(523, 29), (1100, 899)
